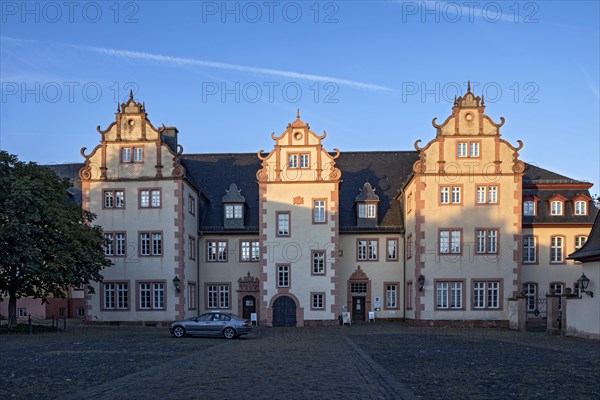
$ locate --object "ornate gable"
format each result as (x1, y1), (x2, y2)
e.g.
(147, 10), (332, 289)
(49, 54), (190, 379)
(79, 93), (185, 181)
(256, 110), (341, 183)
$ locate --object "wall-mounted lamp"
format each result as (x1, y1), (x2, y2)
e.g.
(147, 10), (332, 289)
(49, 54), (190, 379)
(577, 273), (593, 298)
(418, 274), (425, 291)
(173, 276), (181, 293)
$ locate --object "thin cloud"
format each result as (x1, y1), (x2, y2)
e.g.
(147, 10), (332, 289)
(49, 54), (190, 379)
(74, 44), (394, 93)
(1, 36), (393, 92)
(579, 66), (599, 101)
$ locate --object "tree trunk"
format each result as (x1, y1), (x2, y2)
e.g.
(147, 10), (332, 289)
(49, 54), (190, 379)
(8, 292), (17, 328)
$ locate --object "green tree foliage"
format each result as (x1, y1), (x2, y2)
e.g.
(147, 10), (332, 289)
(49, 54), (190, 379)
(0, 151), (111, 327)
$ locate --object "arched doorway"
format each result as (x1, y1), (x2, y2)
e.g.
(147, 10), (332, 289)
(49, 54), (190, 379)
(272, 296), (297, 327)
(348, 266), (371, 322)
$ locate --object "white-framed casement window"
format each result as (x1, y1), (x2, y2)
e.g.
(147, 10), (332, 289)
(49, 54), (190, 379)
(575, 236), (587, 251)
(288, 153), (298, 168)
(276, 212), (290, 237)
(357, 239), (378, 261)
(18, 308), (27, 317)
(225, 204), (243, 219)
(457, 141), (479, 157)
(387, 239), (398, 261)
(104, 190), (125, 208)
(475, 229), (498, 254)
(140, 232), (162, 256)
(311, 293), (325, 310)
(140, 189), (161, 208)
(476, 185), (498, 204)
(240, 240), (260, 262)
(550, 201), (563, 216)
(313, 200), (326, 223)
(523, 283), (537, 312)
(436, 281), (463, 309)
(139, 282), (165, 310)
(207, 241), (227, 262)
(312, 251), (325, 274)
(288, 153), (309, 168)
(574, 201), (587, 216)
(207, 284), (230, 309)
(550, 236), (564, 263)
(277, 265), (290, 288)
(103, 282), (128, 310)
(440, 186), (461, 204)
(439, 229), (461, 254)
(523, 236), (536, 263)
(385, 284), (398, 309)
(188, 282), (197, 310)
(188, 236), (196, 260)
(358, 203), (377, 219)
(104, 232), (126, 257)
(188, 195), (196, 215)
(473, 281), (500, 309)
(469, 142), (479, 157)
(457, 142), (468, 157)
(549, 282), (564, 295)
(299, 153), (309, 168)
(523, 200), (535, 216)
(122, 147), (143, 163)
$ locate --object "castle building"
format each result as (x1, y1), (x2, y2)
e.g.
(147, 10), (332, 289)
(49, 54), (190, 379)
(12, 87), (594, 327)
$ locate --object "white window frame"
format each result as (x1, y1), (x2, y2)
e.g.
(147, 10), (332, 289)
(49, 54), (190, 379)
(523, 283), (537, 312)
(313, 200), (326, 223)
(574, 200), (587, 215)
(523, 236), (536, 263)
(437, 282), (462, 309)
(575, 236), (587, 250)
(277, 212), (290, 236)
(476, 229), (498, 254)
(385, 284), (398, 309)
(550, 201), (563, 216)
(550, 236), (564, 263)
(277, 265), (290, 288)
(439, 230), (461, 254)
(523, 200), (535, 216)
(311, 293), (325, 309)
(312, 251), (325, 274)
(207, 284), (230, 309)
(140, 232), (162, 256)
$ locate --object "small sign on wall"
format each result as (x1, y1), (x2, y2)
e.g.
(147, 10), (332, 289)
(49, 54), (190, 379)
(368, 311), (375, 323)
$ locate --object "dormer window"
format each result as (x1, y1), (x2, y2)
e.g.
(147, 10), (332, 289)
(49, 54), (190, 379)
(355, 182), (379, 228)
(550, 200), (563, 216)
(358, 203), (377, 219)
(225, 204), (243, 219)
(523, 200), (535, 216)
(574, 201), (587, 215)
(222, 183), (246, 229)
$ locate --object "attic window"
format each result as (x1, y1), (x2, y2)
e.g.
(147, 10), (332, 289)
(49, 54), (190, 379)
(358, 203), (377, 219)
(574, 201), (587, 216)
(523, 200), (535, 216)
(222, 183), (246, 228)
(225, 204), (243, 219)
(550, 200), (563, 216)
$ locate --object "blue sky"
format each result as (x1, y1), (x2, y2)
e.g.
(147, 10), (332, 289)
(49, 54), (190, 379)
(1, 1), (599, 192)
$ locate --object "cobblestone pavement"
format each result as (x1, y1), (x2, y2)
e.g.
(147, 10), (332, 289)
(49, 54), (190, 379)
(1, 322), (599, 399)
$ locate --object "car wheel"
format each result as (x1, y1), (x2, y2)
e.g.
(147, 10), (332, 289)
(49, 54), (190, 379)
(172, 326), (186, 338)
(223, 327), (236, 339)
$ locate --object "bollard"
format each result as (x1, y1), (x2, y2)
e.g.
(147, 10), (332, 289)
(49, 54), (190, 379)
(28, 315), (32, 335)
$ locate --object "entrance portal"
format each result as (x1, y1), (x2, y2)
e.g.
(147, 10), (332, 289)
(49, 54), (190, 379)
(272, 296), (297, 327)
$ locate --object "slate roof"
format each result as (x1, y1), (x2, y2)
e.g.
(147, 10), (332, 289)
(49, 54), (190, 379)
(43, 156), (597, 232)
(182, 151), (419, 232)
(569, 211), (600, 261)
(523, 163), (589, 185)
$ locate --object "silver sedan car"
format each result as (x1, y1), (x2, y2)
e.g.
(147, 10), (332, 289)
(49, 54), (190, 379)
(170, 312), (251, 339)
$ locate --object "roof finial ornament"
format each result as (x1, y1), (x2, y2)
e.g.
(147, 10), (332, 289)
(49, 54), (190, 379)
(117, 103), (121, 113)
(296, 108), (300, 119)
(129, 89), (134, 101)
(453, 95), (457, 106)
(481, 94), (485, 106)
(467, 80), (471, 93)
